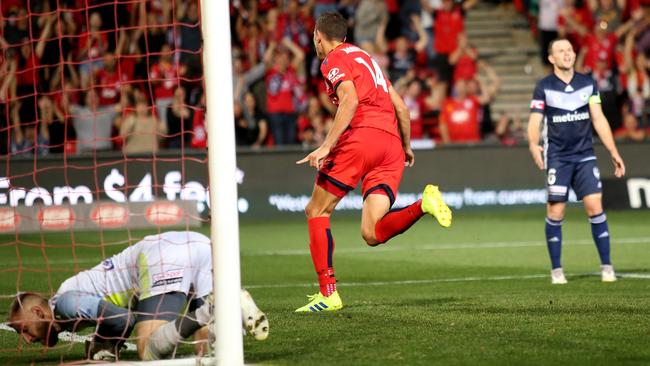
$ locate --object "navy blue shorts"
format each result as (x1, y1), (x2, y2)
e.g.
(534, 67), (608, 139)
(546, 159), (602, 202)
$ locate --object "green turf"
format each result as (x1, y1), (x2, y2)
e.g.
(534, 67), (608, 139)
(0, 207), (649, 365)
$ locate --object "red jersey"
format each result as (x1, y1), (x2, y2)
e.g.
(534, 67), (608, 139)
(78, 32), (109, 60)
(96, 69), (128, 106)
(583, 33), (617, 72)
(440, 96), (480, 142)
(434, 8), (464, 54)
(321, 43), (399, 138)
(16, 54), (40, 86)
(150, 61), (180, 99)
(453, 52), (477, 82)
(265, 65), (301, 114)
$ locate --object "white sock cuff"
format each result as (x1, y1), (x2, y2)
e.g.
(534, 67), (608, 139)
(196, 301), (212, 326)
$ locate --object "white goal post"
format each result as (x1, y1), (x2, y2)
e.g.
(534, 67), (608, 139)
(201, 0), (246, 365)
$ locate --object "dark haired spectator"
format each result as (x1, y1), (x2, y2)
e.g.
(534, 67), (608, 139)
(166, 87), (193, 149)
(236, 92), (268, 148)
(389, 15), (428, 82)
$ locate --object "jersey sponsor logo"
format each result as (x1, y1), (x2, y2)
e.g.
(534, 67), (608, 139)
(451, 110), (470, 123)
(90, 203), (129, 228)
(0, 208), (19, 232)
(327, 67), (344, 84)
(38, 206), (75, 230)
(548, 185), (568, 196)
(152, 269), (185, 287)
(530, 100), (545, 110)
(102, 258), (115, 271)
(551, 111), (590, 123)
(145, 202), (184, 226)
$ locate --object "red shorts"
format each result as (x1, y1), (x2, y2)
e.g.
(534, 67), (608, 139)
(316, 127), (405, 206)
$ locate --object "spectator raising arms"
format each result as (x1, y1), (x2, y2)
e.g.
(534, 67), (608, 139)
(263, 37), (306, 145)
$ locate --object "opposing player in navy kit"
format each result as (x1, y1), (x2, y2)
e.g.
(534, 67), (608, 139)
(527, 39), (626, 284)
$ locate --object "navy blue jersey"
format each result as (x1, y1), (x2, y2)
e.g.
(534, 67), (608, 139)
(530, 72), (601, 163)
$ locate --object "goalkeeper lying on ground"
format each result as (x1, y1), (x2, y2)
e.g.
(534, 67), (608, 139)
(7, 231), (269, 361)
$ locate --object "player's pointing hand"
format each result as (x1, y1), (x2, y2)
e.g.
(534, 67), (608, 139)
(296, 146), (331, 169)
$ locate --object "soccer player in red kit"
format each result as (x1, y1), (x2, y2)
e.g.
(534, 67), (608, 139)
(295, 13), (453, 312)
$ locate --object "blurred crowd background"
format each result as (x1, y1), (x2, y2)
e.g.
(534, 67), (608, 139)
(0, 0), (648, 157)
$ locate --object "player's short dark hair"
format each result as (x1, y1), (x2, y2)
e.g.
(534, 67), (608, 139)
(315, 12), (347, 42)
(547, 38), (572, 55)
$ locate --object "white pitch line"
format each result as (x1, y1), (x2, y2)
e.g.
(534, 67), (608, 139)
(244, 272), (650, 290)
(245, 236), (650, 256)
(0, 323), (138, 351)
(1, 237), (648, 267)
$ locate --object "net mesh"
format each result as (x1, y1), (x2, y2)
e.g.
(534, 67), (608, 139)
(0, 0), (208, 362)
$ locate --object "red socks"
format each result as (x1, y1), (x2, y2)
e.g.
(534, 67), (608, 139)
(308, 217), (336, 296)
(374, 199), (424, 244)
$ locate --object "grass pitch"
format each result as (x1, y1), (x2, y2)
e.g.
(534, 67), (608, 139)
(0, 207), (648, 365)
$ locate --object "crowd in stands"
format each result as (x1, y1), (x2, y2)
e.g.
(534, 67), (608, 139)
(0, 0), (203, 156)
(232, 0), (650, 148)
(519, 0), (650, 141)
(0, 0), (649, 157)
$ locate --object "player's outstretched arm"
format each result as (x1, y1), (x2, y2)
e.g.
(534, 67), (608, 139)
(589, 102), (626, 178)
(527, 112), (545, 170)
(389, 85), (414, 167)
(297, 80), (358, 169)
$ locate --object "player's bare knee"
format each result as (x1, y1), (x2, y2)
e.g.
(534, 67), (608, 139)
(361, 228), (379, 246)
(305, 202), (330, 219)
(546, 203), (565, 221)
